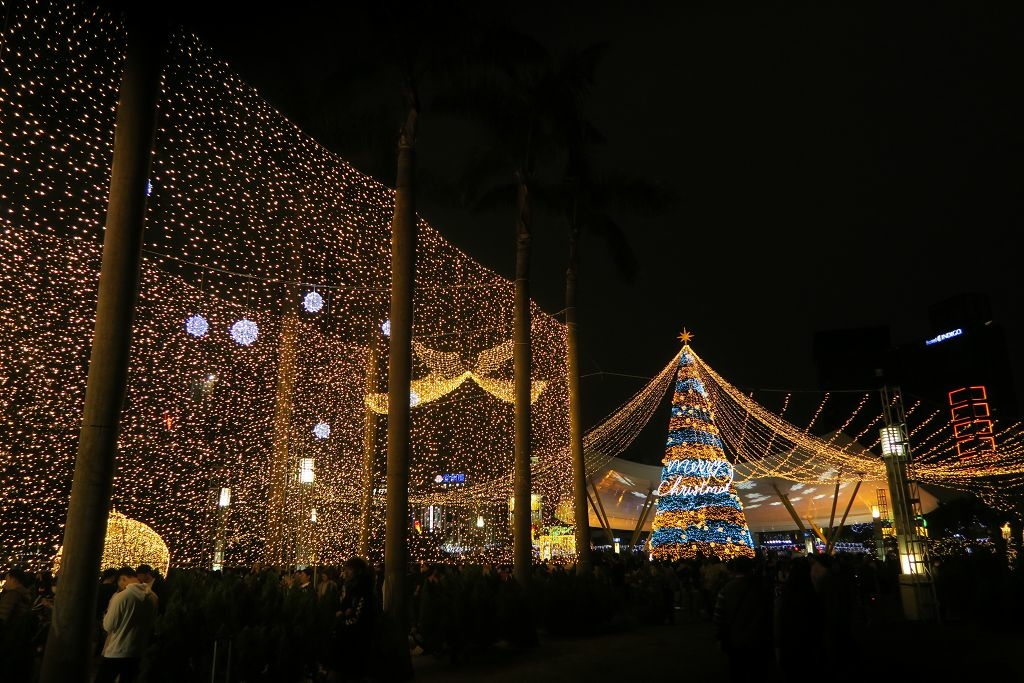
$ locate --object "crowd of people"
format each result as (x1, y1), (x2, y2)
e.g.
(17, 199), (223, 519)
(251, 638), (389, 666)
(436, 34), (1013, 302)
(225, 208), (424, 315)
(0, 541), (1020, 683)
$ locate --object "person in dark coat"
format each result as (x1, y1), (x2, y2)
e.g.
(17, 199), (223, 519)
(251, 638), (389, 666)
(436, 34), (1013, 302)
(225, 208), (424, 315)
(713, 556), (778, 683)
(326, 556), (378, 683)
(774, 557), (822, 668)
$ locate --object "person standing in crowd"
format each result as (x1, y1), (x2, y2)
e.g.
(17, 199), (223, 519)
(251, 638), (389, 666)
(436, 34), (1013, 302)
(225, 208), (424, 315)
(326, 556), (378, 683)
(0, 568), (37, 682)
(713, 556), (778, 683)
(294, 566), (314, 592)
(774, 557), (821, 669)
(0, 568), (33, 627)
(95, 566), (158, 683)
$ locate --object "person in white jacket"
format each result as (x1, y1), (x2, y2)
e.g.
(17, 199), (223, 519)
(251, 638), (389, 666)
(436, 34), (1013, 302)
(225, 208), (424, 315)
(95, 566), (158, 683)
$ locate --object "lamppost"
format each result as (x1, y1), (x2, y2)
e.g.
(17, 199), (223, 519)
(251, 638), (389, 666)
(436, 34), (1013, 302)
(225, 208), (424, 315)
(880, 386), (937, 620)
(296, 457), (315, 568)
(212, 486), (230, 571)
(871, 504), (886, 561)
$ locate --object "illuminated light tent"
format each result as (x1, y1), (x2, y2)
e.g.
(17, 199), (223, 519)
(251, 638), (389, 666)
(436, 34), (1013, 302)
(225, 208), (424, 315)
(53, 510), (170, 577)
(0, 1), (571, 570)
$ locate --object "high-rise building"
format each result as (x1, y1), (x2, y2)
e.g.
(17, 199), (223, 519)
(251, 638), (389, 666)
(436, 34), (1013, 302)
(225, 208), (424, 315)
(812, 292), (1019, 438)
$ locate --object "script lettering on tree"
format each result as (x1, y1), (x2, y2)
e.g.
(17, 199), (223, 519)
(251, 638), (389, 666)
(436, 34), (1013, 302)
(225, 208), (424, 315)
(658, 458), (735, 497)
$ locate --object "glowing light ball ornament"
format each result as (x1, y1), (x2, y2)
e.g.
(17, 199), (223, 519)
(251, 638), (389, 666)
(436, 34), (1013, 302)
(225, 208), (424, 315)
(54, 510), (170, 576)
(381, 319), (391, 337)
(303, 290), (323, 313)
(230, 318), (258, 346)
(410, 390), (420, 407)
(313, 422), (330, 439)
(185, 314), (209, 337)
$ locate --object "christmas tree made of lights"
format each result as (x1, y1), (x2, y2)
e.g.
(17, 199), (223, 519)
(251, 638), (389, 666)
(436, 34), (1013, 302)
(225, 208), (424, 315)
(650, 331), (755, 561)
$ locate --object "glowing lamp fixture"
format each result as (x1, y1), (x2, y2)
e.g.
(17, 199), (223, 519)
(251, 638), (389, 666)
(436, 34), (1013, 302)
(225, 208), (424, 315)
(310, 507), (318, 523)
(880, 426), (907, 458)
(476, 515), (485, 528)
(298, 457), (315, 484)
(218, 487), (231, 507)
(871, 505), (880, 520)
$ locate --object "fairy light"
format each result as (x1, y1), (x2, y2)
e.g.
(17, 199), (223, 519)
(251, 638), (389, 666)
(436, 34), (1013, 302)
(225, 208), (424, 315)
(53, 510), (171, 577)
(0, 2), (573, 571)
(3, 2), (1023, 572)
(650, 344), (756, 561)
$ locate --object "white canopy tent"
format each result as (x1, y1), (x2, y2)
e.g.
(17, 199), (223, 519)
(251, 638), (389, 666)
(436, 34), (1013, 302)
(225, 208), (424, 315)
(588, 455), (942, 534)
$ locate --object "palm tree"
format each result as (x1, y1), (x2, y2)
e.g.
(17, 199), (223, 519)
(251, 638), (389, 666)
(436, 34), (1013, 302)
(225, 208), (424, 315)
(559, 167), (674, 572)
(450, 38), (675, 576)
(446, 37), (613, 582)
(40, 11), (165, 683)
(286, 6), (482, 670)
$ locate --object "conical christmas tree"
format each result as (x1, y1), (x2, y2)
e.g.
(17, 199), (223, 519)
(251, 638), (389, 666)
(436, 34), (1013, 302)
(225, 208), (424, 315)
(650, 331), (755, 561)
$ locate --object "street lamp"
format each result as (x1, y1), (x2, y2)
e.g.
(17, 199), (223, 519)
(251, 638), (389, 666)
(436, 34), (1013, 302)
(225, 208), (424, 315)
(871, 505), (886, 560)
(299, 457), (315, 484)
(879, 386), (936, 620)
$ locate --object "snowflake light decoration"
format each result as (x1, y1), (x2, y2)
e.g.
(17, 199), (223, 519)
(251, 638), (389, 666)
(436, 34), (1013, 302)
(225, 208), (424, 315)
(185, 315), (209, 337)
(313, 422), (330, 439)
(230, 319), (258, 346)
(303, 290), (323, 313)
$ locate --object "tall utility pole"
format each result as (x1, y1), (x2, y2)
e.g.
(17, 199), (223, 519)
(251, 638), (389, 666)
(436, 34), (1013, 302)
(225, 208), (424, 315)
(40, 13), (165, 683)
(879, 385), (937, 620)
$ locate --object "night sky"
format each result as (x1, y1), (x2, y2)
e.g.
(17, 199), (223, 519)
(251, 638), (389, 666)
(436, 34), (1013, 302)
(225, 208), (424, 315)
(155, 0), (1022, 463)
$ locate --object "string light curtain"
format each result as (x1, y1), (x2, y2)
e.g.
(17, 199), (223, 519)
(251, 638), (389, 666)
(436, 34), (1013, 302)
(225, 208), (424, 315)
(0, 0), (571, 570)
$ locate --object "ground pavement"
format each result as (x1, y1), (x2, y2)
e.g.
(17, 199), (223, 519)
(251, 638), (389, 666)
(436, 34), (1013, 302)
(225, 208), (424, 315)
(410, 607), (1024, 682)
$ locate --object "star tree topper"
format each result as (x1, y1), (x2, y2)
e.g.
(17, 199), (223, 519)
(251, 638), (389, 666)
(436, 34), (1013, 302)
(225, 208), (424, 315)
(678, 328), (694, 345)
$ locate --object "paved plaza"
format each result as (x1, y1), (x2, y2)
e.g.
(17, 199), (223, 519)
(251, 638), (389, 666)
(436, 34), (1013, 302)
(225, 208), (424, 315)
(411, 607), (1024, 682)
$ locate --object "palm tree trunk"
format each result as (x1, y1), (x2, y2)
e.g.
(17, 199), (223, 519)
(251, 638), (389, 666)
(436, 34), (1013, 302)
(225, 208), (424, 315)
(40, 14), (164, 683)
(513, 173), (533, 586)
(358, 329), (381, 557)
(384, 106), (417, 649)
(566, 219), (592, 574)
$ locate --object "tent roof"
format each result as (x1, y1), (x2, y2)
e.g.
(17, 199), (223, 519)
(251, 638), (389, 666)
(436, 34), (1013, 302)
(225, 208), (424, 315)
(589, 455), (943, 534)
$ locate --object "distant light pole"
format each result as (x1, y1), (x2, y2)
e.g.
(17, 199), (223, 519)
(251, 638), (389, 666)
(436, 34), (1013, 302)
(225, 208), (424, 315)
(213, 486), (230, 571)
(880, 386), (937, 620)
(871, 504), (886, 561)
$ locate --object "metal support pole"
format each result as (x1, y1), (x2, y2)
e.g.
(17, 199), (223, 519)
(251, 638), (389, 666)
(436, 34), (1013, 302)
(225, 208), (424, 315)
(827, 478), (862, 554)
(585, 485), (613, 543)
(629, 489), (656, 549)
(880, 385), (937, 620)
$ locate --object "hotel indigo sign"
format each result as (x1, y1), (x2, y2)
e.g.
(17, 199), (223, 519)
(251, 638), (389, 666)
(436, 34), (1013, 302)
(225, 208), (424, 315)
(925, 328), (963, 346)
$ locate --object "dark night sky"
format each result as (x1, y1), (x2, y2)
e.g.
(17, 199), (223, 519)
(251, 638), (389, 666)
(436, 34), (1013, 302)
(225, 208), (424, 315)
(159, 1), (1022, 462)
